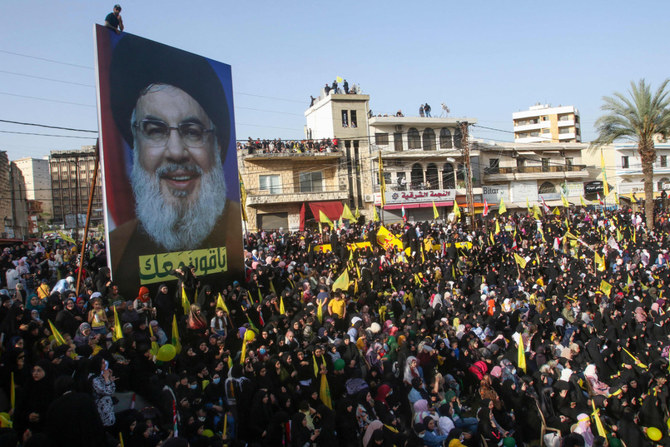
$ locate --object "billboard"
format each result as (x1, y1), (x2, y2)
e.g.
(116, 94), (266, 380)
(94, 26), (243, 298)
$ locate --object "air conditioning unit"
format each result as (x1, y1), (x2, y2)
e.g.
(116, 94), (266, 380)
(395, 125), (403, 132)
(364, 194), (374, 203)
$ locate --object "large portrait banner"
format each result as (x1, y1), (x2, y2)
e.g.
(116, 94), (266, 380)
(94, 25), (243, 298)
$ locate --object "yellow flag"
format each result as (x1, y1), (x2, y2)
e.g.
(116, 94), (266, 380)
(495, 220), (501, 235)
(341, 204), (356, 221)
(595, 252), (606, 272)
(336, 76), (343, 83)
(239, 173), (248, 222)
(533, 204), (542, 219)
(432, 201), (439, 219)
(614, 192), (620, 206)
(526, 198), (531, 214)
(171, 315), (182, 354)
(453, 201), (461, 219)
(378, 152), (386, 208)
(319, 374), (333, 409)
(600, 280), (612, 297)
(216, 293), (229, 314)
(591, 400), (607, 437)
(57, 231), (75, 244)
(633, 227), (636, 243)
(601, 148), (609, 197)
(517, 333), (526, 373)
(552, 207), (561, 216)
(48, 320), (67, 346)
(629, 193), (637, 203)
(148, 322), (159, 356)
(580, 195), (587, 207)
(239, 329), (256, 364)
(119, 432), (125, 447)
(181, 285), (190, 315)
(561, 194), (570, 208)
(514, 253), (527, 269)
(354, 207), (361, 219)
(373, 206), (379, 222)
(498, 197), (507, 215)
(319, 210), (334, 228)
(317, 302), (324, 324)
(279, 296), (286, 315)
(376, 225), (403, 250)
(113, 306), (124, 341)
(332, 269), (350, 292)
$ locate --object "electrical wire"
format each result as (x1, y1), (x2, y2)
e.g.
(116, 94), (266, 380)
(0, 92), (96, 108)
(0, 49), (93, 69)
(0, 119), (97, 133)
(0, 130), (95, 139)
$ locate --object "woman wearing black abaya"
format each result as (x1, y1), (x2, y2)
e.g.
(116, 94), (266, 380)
(196, 284), (215, 319)
(248, 390), (274, 442)
(336, 397), (360, 447)
(14, 360), (54, 436)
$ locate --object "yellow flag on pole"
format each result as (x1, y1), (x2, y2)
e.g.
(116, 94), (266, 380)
(432, 201), (439, 219)
(113, 306), (124, 341)
(148, 322), (159, 356)
(336, 76), (343, 83)
(181, 285), (190, 315)
(373, 206), (379, 222)
(341, 204), (356, 221)
(514, 253), (527, 269)
(279, 296), (286, 315)
(332, 269), (350, 292)
(591, 400), (607, 437)
(495, 220), (501, 235)
(216, 293), (229, 314)
(48, 320), (67, 346)
(629, 193), (637, 203)
(171, 315), (182, 354)
(580, 195), (587, 207)
(595, 252), (606, 272)
(319, 374), (333, 409)
(601, 148), (609, 197)
(561, 194), (570, 208)
(319, 210), (334, 229)
(239, 329), (256, 364)
(498, 197), (507, 215)
(600, 280), (612, 297)
(517, 334), (527, 373)
(453, 201), (461, 219)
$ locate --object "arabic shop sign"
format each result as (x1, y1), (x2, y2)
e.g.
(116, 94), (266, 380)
(139, 246), (228, 285)
(584, 181), (604, 195)
(375, 189), (456, 205)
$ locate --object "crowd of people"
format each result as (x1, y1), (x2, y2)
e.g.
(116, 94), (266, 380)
(238, 138), (339, 155)
(1, 206), (670, 446)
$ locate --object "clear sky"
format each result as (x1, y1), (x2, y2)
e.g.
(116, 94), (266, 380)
(1, 0), (669, 161)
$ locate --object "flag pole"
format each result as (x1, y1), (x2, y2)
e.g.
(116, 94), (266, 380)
(75, 139), (99, 297)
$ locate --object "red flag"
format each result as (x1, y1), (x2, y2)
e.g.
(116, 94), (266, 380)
(541, 197), (550, 213)
(597, 193), (604, 205)
(483, 199), (489, 217)
(402, 204), (407, 222)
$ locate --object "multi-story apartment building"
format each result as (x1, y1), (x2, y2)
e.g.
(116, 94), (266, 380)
(49, 146), (103, 229)
(368, 116), (480, 222)
(13, 157), (52, 232)
(513, 104), (581, 143)
(583, 136), (670, 203)
(476, 141), (590, 209)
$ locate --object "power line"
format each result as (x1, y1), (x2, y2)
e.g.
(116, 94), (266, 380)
(0, 119), (97, 133)
(0, 49), (93, 70)
(0, 130), (95, 139)
(0, 70), (95, 88)
(0, 92), (96, 108)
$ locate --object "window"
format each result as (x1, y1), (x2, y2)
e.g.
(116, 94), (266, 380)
(408, 128), (421, 149)
(565, 158), (573, 169)
(661, 156), (667, 167)
(350, 110), (357, 128)
(439, 128), (452, 149)
(621, 156), (629, 169)
(423, 128), (436, 151)
(516, 158), (525, 169)
(375, 133), (389, 146)
(538, 182), (556, 195)
(393, 132), (403, 152)
(558, 127), (571, 134)
(259, 174), (281, 194)
(411, 163), (424, 189)
(426, 163), (439, 189)
(453, 128), (463, 149)
(341, 110), (349, 127)
(488, 158), (500, 174)
(442, 164), (455, 189)
(299, 172), (323, 193)
(542, 158), (550, 172)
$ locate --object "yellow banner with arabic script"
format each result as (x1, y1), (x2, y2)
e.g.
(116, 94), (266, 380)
(139, 247), (228, 285)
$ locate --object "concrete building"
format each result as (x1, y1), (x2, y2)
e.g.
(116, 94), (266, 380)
(13, 157), (52, 232)
(583, 136), (670, 203)
(49, 146), (103, 229)
(9, 162), (29, 237)
(368, 116), (480, 222)
(513, 104), (581, 143)
(476, 140), (590, 209)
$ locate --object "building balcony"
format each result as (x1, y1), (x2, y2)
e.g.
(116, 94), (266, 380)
(240, 149), (344, 161)
(513, 121), (551, 132)
(247, 188), (349, 206)
(483, 164), (588, 182)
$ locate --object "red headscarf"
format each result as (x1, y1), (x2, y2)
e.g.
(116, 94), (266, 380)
(137, 286), (150, 303)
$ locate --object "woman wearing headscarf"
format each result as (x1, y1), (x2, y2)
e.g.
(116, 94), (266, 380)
(356, 390), (378, 433)
(196, 284), (215, 318)
(186, 304), (207, 340)
(291, 412), (319, 447)
(73, 322), (92, 347)
(14, 360), (54, 436)
(133, 286), (155, 322)
(336, 397), (360, 447)
(90, 355), (117, 428)
(573, 413), (596, 447)
(477, 399), (506, 446)
(248, 390), (274, 442)
(154, 283), (173, 333)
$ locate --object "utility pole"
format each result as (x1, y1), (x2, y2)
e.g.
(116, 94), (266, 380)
(460, 121), (475, 232)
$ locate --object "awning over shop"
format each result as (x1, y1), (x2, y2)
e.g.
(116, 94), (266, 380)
(382, 201), (453, 210)
(299, 201), (344, 231)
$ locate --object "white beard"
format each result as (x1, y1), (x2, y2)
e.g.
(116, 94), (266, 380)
(130, 150), (227, 252)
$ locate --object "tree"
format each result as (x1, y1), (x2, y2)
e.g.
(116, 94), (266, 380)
(594, 79), (670, 230)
